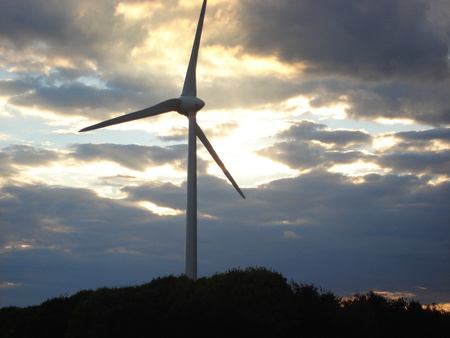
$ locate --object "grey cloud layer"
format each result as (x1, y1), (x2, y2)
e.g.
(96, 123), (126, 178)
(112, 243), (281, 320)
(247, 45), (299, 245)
(1, 169), (449, 306)
(277, 120), (372, 146)
(0, 143), (187, 173)
(0, 0), (179, 118)
(0, 145), (60, 179)
(236, 0), (450, 125)
(70, 143), (187, 172)
(1, 126), (449, 306)
(240, 0), (449, 80)
(295, 79), (450, 125)
(1, 0), (449, 124)
(258, 121), (374, 170)
(258, 120), (450, 179)
(0, 0), (149, 60)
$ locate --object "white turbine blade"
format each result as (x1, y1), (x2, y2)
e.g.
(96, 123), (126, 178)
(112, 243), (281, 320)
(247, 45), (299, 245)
(181, 0), (207, 97)
(79, 98), (180, 132)
(196, 123), (246, 199)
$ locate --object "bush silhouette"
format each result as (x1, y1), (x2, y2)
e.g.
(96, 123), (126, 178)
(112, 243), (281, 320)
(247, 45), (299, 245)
(1, 267), (449, 337)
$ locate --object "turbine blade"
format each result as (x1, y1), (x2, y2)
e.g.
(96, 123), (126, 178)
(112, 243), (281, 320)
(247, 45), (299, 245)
(79, 98), (181, 132)
(196, 123), (246, 199)
(181, 0), (207, 97)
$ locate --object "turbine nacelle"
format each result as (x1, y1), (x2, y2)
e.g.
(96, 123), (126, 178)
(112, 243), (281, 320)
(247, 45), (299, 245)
(178, 96), (205, 116)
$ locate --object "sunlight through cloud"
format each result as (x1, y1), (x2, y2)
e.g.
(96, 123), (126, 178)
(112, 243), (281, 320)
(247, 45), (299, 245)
(139, 201), (183, 216)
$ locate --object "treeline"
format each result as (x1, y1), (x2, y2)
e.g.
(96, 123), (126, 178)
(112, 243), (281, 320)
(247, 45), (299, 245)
(1, 267), (449, 337)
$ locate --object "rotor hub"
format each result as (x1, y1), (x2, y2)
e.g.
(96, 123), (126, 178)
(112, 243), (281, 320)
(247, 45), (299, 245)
(178, 96), (205, 116)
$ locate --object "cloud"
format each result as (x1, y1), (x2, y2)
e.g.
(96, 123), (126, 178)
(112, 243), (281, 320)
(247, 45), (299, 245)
(378, 151), (450, 177)
(293, 78), (450, 126)
(157, 127), (188, 142)
(1, 167), (449, 306)
(4, 144), (60, 166)
(0, 145), (61, 182)
(0, 181), (187, 305)
(0, 79), (34, 97)
(256, 121), (450, 181)
(9, 80), (125, 114)
(0, 0), (149, 63)
(233, 0), (450, 125)
(394, 128), (450, 147)
(69, 143), (187, 172)
(343, 82), (450, 125)
(200, 122), (240, 139)
(239, 0), (450, 81)
(2, 0), (449, 126)
(282, 230), (302, 239)
(374, 128), (450, 177)
(0, 0), (183, 119)
(257, 120), (375, 171)
(0, 282), (23, 289)
(121, 181), (186, 212)
(258, 141), (373, 171)
(0, 0), (73, 48)
(0, 182), (186, 266)
(277, 120), (372, 147)
(0, 152), (19, 179)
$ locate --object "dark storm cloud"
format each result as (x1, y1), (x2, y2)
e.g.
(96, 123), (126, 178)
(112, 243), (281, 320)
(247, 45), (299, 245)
(240, 0), (450, 80)
(69, 143), (187, 172)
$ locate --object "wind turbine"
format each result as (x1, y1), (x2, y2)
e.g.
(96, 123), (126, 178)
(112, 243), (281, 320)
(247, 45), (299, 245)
(79, 0), (245, 280)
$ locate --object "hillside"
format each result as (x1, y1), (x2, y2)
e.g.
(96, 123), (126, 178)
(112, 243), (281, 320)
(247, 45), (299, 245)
(1, 267), (449, 337)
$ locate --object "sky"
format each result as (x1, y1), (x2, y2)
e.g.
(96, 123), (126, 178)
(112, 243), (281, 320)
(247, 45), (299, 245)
(0, 0), (449, 309)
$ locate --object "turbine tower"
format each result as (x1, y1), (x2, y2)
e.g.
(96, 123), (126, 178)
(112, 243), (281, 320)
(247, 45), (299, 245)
(79, 0), (245, 280)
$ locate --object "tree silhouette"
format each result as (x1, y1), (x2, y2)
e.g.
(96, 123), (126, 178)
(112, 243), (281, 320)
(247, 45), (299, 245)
(1, 267), (449, 337)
